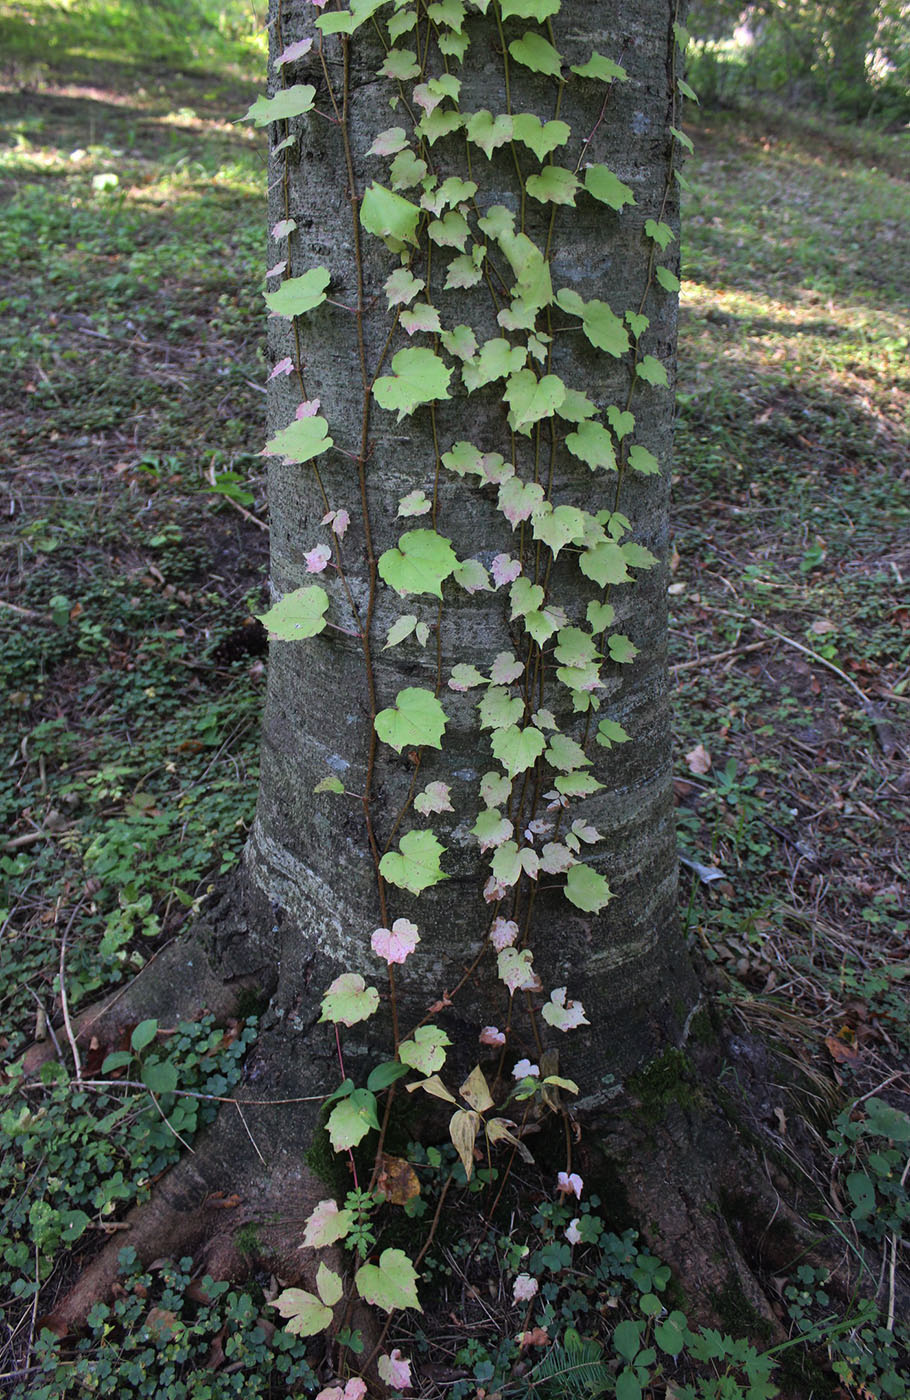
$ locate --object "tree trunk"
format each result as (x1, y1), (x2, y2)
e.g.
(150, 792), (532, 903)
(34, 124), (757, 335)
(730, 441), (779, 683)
(50, 0), (800, 1345)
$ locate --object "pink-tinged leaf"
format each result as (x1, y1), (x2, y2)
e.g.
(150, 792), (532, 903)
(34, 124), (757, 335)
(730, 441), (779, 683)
(479, 453), (513, 485)
(378, 1351), (413, 1391)
(384, 267), (425, 308)
(368, 126), (408, 156)
(397, 489), (432, 517)
(489, 650), (523, 684)
(490, 916), (519, 950)
(316, 1386), (343, 1400)
(498, 476), (546, 527)
(526, 817), (552, 835)
(296, 399), (321, 418)
(512, 1058), (539, 1080)
(371, 917), (420, 964)
(343, 1383), (367, 1400)
(479, 1026), (506, 1046)
(541, 986), (590, 1031)
(414, 781), (453, 816)
(271, 218), (297, 239)
(513, 1273), (539, 1303)
(539, 843), (575, 875)
(302, 1198), (353, 1249)
(557, 1171), (583, 1199)
(305, 544), (332, 574)
(412, 83), (443, 115)
(483, 874), (508, 903)
(491, 554), (521, 587)
(321, 508), (350, 538)
(400, 302), (442, 336)
(685, 742), (712, 774)
(266, 259), (287, 279)
(497, 946), (539, 994)
(267, 356), (294, 381)
(311, 0), (329, 8)
(274, 37), (313, 67)
(565, 1218), (581, 1244)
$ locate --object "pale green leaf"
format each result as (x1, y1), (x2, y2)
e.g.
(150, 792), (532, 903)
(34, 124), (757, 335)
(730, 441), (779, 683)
(491, 724), (547, 777)
(497, 946), (539, 993)
(303, 1199), (354, 1248)
(498, 476), (546, 526)
(360, 182), (421, 248)
(579, 539), (631, 588)
(375, 688), (448, 752)
(546, 732), (591, 772)
(380, 829), (447, 894)
(462, 338), (527, 391)
(378, 529), (457, 597)
(453, 558), (492, 593)
(320, 973), (380, 1027)
(445, 253), (484, 291)
(511, 113), (570, 162)
(465, 109), (514, 158)
(645, 218), (675, 250)
(555, 388), (598, 422)
(478, 686), (524, 731)
(448, 662), (487, 690)
(504, 369), (565, 433)
(257, 586), (329, 640)
(509, 31), (563, 78)
(678, 77), (699, 102)
(327, 1089), (380, 1151)
(637, 355), (669, 387)
(398, 1024), (451, 1074)
(608, 633), (638, 663)
(524, 608), (560, 645)
(583, 164), (635, 210)
(265, 415), (333, 465)
(480, 770), (511, 806)
(509, 576), (544, 618)
(242, 85), (316, 127)
(628, 444), (661, 475)
(670, 125), (694, 153)
(531, 504), (586, 557)
(427, 0), (465, 30)
(565, 863), (613, 912)
(263, 266), (330, 318)
(317, 0), (386, 33)
(587, 599), (615, 631)
(384, 267), (425, 307)
(381, 48), (421, 80)
(314, 774), (344, 794)
(428, 209), (471, 250)
(526, 165), (579, 206)
(384, 614), (418, 648)
(416, 108), (464, 144)
(606, 404), (635, 438)
(316, 1262), (344, 1307)
(596, 717), (631, 749)
(655, 266), (680, 293)
(271, 1287), (332, 1336)
(374, 347), (452, 420)
(580, 299), (629, 356)
(501, 0), (560, 17)
(472, 807), (513, 851)
(440, 325), (478, 360)
(390, 148), (428, 190)
(555, 771), (604, 796)
(571, 51), (628, 82)
(565, 420), (617, 471)
(625, 311), (649, 339)
(354, 1248), (422, 1314)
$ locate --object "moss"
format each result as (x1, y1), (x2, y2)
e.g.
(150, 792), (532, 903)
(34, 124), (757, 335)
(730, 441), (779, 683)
(303, 1105), (347, 1193)
(628, 1047), (702, 1123)
(233, 1223), (262, 1259)
(708, 1274), (775, 1344)
(687, 1006), (717, 1046)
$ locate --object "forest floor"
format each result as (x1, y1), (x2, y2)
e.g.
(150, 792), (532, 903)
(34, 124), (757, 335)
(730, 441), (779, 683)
(0, 4), (908, 1397)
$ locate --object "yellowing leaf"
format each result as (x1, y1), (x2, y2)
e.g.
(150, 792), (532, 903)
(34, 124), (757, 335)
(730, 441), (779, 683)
(257, 586), (329, 640)
(271, 1286), (333, 1336)
(354, 1248), (422, 1314)
(449, 1107), (481, 1178)
(320, 973), (380, 1027)
(399, 1024), (451, 1074)
(375, 688), (448, 752)
(380, 829), (447, 894)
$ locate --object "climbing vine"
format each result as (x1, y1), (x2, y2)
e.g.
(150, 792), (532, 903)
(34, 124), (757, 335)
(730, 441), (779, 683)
(241, 0), (691, 1382)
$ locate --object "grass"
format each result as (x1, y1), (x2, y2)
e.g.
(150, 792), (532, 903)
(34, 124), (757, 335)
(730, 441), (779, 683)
(0, 5), (908, 1395)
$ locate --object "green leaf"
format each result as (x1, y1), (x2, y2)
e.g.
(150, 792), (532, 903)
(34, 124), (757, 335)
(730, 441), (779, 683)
(509, 31), (563, 77)
(510, 577), (545, 618)
(60, 1209), (91, 1243)
(384, 614), (418, 648)
(583, 164), (635, 210)
(556, 388), (598, 422)
(655, 266), (680, 293)
(380, 829), (447, 894)
(616, 1368), (642, 1400)
(427, 0), (465, 30)
(511, 113), (570, 161)
(367, 1060), (410, 1092)
(625, 312), (648, 340)
(628, 444), (661, 475)
(399, 1025), (451, 1074)
(554, 626), (599, 669)
(327, 1089), (380, 1151)
(677, 77), (699, 103)
(101, 1050), (133, 1073)
(491, 724), (547, 777)
(264, 414), (333, 465)
(354, 1248), (422, 1314)
(441, 325), (478, 361)
(472, 807), (513, 850)
(141, 1059), (178, 1095)
(375, 688), (448, 752)
(390, 148), (428, 190)
(532, 504), (586, 557)
(504, 369), (565, 434)
(314, 774), (345, 794)
(571, 50), (628, 82)
(637, 355), (669, 387)
(501, 0), (560, 18)
(453, 559), (492, 593)
(378, 529), (457, 598)
(445, 254), (484, 291)
(607, 404), (635, 438)
(416, 108), (464, 145)
(566, 420), (617, 472)
(555, 770), (603, 793)
(546, 733), (591, 772)
(428, 209), (471, 251)
(263, 267), (330, 318)
(645, 218), (674, 250)
(526, 165), (579, 206)
(317, 0), (386, 33)
(596, 718), (630, 748)
(478, 686), (525, 731)
(242, 85), (316, 127)
(449, 662), (487, 690)
(655, 1315), (687, 1356)
(614, 1319), (645, 1364)
(462, 338), (527, 391)
(587, 599), (615, 631)
(316, 1262), (344, 1307)
(578, 540), (631, 588)
(465, 109), (514, 158)
(565, 863), (612, 913)
(374, 347), (453, 421)
(580, 300), (629, 356)
(380, 48), (421, 80)
(131, 1018), (158, 1054)
(257, 586), (329, 640)
(272, 1286), (333, 1336)
(669, 124), (694, 153)
(360, 182), (421, 249)
(320, 973), (380, 1027)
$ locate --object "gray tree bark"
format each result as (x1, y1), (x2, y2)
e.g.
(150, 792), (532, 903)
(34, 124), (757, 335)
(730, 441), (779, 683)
(247, 0), (698, 1097)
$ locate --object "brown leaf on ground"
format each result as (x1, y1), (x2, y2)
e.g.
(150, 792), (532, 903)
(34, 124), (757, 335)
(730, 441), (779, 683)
(685, 743), (712, 774)
(375, 1154), (421, 1205)
(825, 1033), (859, 1065)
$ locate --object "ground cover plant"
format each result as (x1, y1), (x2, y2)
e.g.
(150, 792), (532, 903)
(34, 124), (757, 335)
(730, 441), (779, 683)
(0, 2), (908, 1395)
